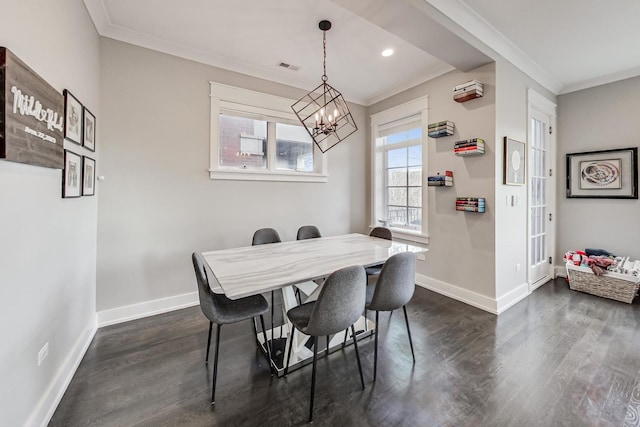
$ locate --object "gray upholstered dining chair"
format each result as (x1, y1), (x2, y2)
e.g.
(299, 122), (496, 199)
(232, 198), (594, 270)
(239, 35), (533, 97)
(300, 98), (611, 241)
(295, 225), (322, 303)
(252, 227), (281, 246)
(251, 228), (283, 360)
(284, 265), (367, 423)
(365, 227), (393, 277)
(366, 252), (416, 381)
(296, 225), (322, 240)
(192, 252), (271, 406)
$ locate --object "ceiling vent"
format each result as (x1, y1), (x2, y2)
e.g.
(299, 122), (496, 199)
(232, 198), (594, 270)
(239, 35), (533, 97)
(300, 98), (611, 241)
(278, 61), (299, 71)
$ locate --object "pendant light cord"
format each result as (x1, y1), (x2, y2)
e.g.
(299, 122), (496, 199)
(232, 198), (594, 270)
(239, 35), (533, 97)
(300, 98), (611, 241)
(322, 30), (327, 82)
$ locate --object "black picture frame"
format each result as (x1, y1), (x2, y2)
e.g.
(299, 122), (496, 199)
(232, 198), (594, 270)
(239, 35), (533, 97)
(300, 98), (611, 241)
(62, 150), (82, 198)
(503, 136), (526, 185)
(566, 147), (638, 199)
(63, 89), (82, 145)
(82, 156), (96, 196)
(83, 107), (96, 151)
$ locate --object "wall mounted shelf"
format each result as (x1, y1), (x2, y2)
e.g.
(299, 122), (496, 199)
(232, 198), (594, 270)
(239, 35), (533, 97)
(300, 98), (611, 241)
(427, 170), (453, 187)
(453, 79), (483, 103)
(454, 138), (484, 156)
(456, 197), (485, 212)
(428, 120), (454, 138)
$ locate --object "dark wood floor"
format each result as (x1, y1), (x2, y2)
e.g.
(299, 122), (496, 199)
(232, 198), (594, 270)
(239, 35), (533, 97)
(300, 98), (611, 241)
(51, 278), (640, 427)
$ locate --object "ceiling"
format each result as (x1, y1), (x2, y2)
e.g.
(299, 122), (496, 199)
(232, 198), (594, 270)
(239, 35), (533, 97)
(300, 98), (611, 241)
(84, 0), (640, 105)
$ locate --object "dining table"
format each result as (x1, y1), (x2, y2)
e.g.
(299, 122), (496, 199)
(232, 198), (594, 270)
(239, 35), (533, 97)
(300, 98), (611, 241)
(201, 233), (427, 376)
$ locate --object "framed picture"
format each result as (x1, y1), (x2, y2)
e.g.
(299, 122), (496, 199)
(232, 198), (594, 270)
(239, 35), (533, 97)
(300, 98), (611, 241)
(82, 156), (96, 196)
(503, 137), (526, 185)
(62, 150), (82, 198)
(83, 107), (96, 151)
(566, 147), (638, 199)
(63, 90), (82, 145)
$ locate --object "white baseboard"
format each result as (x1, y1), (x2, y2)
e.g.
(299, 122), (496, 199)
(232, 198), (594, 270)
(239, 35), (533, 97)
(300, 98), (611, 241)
(416, 274), (532, 315)
(555, 265), (567, 278)
(27, 321), (97, 427)
(495, 282), (529, 314)
(416, 273), (499, 314)
(97, 291), (199, 328)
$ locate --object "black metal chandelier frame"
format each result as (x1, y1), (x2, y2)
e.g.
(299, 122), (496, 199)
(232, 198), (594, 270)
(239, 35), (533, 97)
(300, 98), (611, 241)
(291, 20), (357, 153)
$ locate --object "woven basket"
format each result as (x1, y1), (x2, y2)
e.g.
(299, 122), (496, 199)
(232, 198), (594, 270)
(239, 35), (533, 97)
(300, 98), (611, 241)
(566, 262), (640, 303)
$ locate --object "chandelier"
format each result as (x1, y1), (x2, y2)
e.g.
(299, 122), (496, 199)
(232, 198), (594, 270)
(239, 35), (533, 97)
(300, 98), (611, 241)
(292, 20), (357, 153)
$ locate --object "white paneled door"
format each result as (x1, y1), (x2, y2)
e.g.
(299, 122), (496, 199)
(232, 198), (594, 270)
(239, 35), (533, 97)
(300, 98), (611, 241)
(528, 106), (555, 291)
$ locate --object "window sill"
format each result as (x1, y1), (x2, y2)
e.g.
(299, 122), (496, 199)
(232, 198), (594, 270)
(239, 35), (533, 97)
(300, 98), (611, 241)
(209, 169), (328, 183)
(370, 225), (429, 245)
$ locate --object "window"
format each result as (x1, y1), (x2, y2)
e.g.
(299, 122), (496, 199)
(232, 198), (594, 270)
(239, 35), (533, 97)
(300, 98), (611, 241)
(371, 97), (428, 243)
(219, 115), (267, 168)
(275, 123), (314, 172)
(210, 82), (327, 182)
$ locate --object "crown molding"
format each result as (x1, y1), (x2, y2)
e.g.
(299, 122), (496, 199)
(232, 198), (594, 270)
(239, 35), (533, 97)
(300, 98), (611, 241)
(423, 0), (564, 95)
(83, 0), (371, 105)
(559, 65), (640, 95)
(83, 0), (111, 34)
(364, 63), (454, 106)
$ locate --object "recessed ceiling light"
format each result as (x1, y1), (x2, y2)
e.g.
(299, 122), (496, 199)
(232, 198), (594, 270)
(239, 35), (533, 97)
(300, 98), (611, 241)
(381, 48), (394, 57)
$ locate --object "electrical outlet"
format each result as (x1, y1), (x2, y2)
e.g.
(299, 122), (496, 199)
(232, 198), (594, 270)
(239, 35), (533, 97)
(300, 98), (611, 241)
(516, 263), (521, 271)
(416, 254), (426, 261)
(38, 342), (49, 366)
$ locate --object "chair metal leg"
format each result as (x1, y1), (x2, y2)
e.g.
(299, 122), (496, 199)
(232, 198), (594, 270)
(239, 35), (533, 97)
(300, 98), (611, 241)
(309, 336), (319, 423)
(285, 327), (295, 376)
(402, 305), (416, 363)
(205, 321), (213, 363)
(251, 317), (259, 344)
(270, 291), (275, 357)
(326, 335), (330, 357)
(351, 324), (365, 390)
(211, 324), (222, 406)
(259, 315), (273, 374)
(374, 311), (379, 381)
(365, 308), (370, 333)
(342, 328), (349, 348)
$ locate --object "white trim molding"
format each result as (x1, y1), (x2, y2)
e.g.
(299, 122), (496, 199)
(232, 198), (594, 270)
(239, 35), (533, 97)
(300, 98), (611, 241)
(527, 89), (557, 116)
(416, 273), (498, 314)
(370, 96), (429, 240)
(97, 292), (199, 328)
(416, 274), (529, 315)
(496, 282), (529, 313)
(209, 169), (327, 183)
(209, 82), (328, 182)
(555, 265), (567, 278)
(423, 0), (563, 94)
(560, 65), (640, 95)
(28, 323), (97, 427)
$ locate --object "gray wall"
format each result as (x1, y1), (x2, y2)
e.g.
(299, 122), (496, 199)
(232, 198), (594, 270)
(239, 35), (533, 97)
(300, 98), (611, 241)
(97, 38), (368, 312)
(494, 59), (556, 299)
(368, 63), (497, 299)
(0, 1), (100, 426)
(557, 76), (640, 260)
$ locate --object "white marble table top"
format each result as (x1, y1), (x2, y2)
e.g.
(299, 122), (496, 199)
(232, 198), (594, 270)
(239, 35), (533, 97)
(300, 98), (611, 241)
(202, 233), (427, 300)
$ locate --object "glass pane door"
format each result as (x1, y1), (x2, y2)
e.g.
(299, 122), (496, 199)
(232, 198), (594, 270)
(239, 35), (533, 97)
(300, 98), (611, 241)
(528, 114), (550, 285)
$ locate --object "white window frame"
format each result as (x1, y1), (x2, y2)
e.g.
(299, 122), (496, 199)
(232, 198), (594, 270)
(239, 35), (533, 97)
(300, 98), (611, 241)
(209, 82), (327, 182)
(370, 96), (429, 244)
